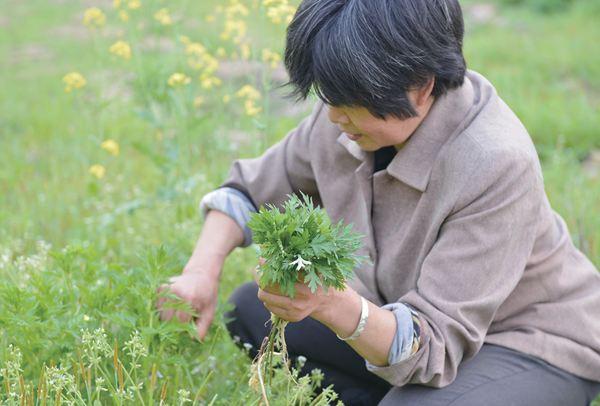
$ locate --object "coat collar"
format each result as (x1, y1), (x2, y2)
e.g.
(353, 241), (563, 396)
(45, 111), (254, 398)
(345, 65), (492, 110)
(337, 71), (478, 192)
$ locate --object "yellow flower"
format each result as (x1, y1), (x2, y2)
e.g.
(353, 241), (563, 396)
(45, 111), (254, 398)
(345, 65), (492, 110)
(205, 14), (215, 23)
(204, 55), (219, 73)
(185, 42), (206, 56)
(189, 50), (219, 73)
(168, 72), (191, 87)
(222, 94), (231, 104)
(240, 43), (251, 60)
(244, 99), (262, 116)
(89, 164), (106, 179)
(118, 10), (129, 22)
(113, 0), (121, 8)
(235, 84), (262, 115)
(83, 314), (91, 321)
(128, 0), (141, 10)
(216, 47), (226, 58)
(235, 84), (261, 101)
(225, 2), (249, 18)
(263, 0), (296, 25)
(193, 96), (205, 108)
(261, 48), (281, 69)
(109, 40), (131, 60)
(179, 35), (191, 45)
(101, 139), (120, 156)
(200, 76), (222, 89)
(62, 72), (87, 93)
(220, 19), (247, 44)
(154, 8), (172, 25)
(83, 7), (106, 28)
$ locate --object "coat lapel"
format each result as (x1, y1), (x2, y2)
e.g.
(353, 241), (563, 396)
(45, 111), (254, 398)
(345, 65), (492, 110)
(387, 75), (476, 192)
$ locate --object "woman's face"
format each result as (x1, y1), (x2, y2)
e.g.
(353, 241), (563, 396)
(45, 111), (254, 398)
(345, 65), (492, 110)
(327, 81), (435, 151)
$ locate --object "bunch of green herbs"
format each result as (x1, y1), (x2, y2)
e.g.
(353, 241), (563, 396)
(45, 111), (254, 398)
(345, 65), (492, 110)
(247, 193), (366, 405)
(248, 193), (365, 298)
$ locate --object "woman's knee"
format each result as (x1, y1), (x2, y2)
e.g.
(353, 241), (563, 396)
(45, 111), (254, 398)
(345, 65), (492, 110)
(377, 344), (599, 406)
(226, 281), (260, 316)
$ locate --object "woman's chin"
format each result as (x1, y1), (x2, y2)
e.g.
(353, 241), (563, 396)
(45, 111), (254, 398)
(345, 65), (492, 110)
(356, 142), (379, 152)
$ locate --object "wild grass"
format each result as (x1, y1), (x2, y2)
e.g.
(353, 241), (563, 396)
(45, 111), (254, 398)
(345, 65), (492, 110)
(1, 0), (598, 404)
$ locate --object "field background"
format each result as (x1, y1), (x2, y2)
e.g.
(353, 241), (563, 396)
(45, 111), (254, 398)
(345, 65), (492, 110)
(1, 0), (599, 404)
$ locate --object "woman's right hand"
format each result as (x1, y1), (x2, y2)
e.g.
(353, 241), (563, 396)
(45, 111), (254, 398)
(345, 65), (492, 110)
(156, 262), (221, 341)
(156, 209), (244, 340)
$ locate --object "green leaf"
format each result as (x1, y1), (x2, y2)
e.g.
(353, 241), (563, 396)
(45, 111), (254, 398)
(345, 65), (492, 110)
(247, 193), (365, 298)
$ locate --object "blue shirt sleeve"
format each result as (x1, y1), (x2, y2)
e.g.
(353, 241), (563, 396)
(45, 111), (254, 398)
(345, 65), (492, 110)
(199, 187), (257, 247)
(384, 303), (416, 364)
(365, 302), (423, 368)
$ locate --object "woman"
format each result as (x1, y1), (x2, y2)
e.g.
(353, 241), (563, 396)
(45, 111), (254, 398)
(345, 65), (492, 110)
(158, 0), (600, 404)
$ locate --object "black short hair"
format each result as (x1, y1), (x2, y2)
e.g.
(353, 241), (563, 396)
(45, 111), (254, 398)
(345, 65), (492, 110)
(283, 0), (467, 119)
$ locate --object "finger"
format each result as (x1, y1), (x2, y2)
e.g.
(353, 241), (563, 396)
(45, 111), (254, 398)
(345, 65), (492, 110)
(160, 308), (175, 321)
(156, 284), (167, 295)
(264, 303), (304, 323)
(156, 291), (170, 318)
(155, 295), (165, 310)
(156, 283), (174, 306)
(156, 283), (177, 320)
(295, 282), (324, 298)
(263, 302), (290, 320)
(258, 288), (292, 308)
(156, 297), (168, 320)
(262, 283), (283, 295)
(196, 310), (215, 341)
(175, 310), (192, 323)
(294, 282), (311, 294)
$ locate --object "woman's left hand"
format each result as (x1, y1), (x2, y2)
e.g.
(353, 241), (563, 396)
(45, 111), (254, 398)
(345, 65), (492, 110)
(257, 279), (337, 323)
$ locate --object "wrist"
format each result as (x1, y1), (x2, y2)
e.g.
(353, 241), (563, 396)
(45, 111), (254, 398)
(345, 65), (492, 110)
(314, 285), (361, 333)
(183, 254), (224, 278)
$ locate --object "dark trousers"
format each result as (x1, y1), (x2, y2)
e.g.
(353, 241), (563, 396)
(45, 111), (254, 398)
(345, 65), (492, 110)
(224, 281), (600, 405)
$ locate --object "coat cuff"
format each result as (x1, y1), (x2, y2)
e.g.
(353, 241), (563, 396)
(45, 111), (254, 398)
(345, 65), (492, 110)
(365, 331), (430, 387)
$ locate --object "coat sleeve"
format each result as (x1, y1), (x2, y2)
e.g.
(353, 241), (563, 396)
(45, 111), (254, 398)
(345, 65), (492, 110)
(366, 148), (545, 388)
(220, 100), (325, 213)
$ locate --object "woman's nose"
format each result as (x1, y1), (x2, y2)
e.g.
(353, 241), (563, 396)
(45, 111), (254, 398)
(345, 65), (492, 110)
(327, 106), (350, 125)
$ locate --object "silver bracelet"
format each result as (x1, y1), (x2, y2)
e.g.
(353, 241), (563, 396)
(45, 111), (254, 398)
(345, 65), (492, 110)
(336, 296), (369, 341)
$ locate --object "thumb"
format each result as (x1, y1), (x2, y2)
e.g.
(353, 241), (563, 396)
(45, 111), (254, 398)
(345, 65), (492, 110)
(195, 310), (214, 341)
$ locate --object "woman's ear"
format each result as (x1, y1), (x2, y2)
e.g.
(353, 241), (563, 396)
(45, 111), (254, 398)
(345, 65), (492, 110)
(413, 76), (436, 108)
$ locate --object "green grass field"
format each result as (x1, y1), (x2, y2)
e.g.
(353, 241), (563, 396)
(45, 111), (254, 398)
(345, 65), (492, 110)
(1, 0), (599, 404)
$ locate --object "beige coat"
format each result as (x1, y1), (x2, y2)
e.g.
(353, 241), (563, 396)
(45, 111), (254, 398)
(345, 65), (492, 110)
(222, 70), (600, 387)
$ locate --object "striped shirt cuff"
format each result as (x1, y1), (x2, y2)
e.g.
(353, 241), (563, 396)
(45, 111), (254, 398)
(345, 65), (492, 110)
(199, 187), (257, 247)
(365, 302), (423, 370)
